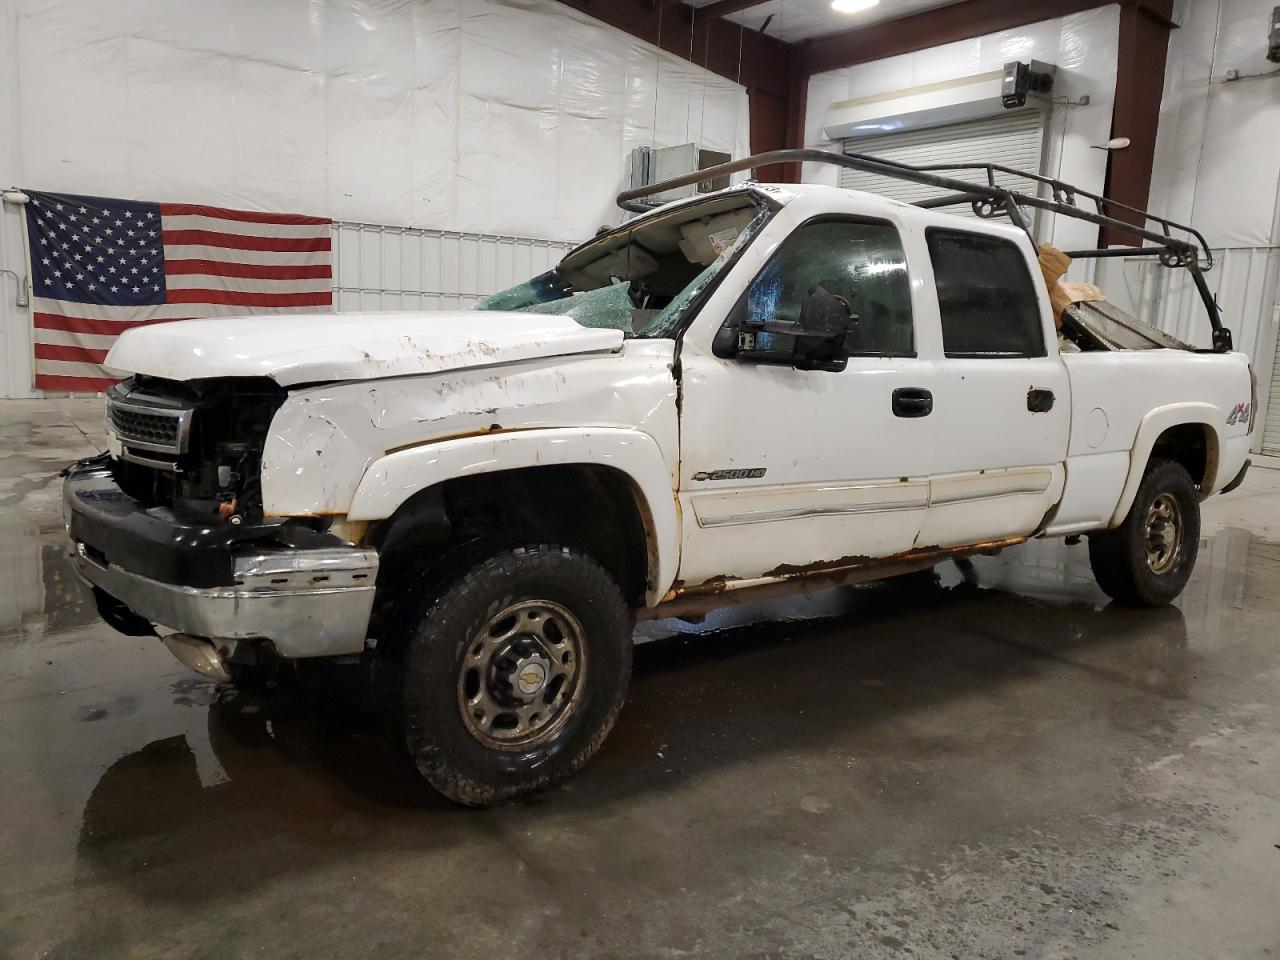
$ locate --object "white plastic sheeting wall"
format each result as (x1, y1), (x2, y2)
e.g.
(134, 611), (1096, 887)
(0, 0), (750, 397)
(1145, 0), (1280, 453)
(333, 222), (573, 312)
(801, 8), (1121, 254)
(0, 0), (749, 241)
(1148, 0), (1280, 250)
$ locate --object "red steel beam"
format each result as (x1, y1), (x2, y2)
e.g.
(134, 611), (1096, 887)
(553, 0), (791, 99)
(1102, 0), (1176, 245)
(695, 0), (771, 20)
(800, 0), (1115, 76)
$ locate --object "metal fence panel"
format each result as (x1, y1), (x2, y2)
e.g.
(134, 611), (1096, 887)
(332, 222), (574, 313)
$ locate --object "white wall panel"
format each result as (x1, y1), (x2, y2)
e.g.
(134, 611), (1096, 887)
(1142, 0), (1280, 453)
(0, 0), (750, 243)
(1149, 0), (1280, 250)
(0, 0), (749, 396)
(332, 222), (573, 313)
(0, 198), (34, 398)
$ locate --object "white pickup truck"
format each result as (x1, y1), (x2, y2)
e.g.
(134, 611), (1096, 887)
(64, 151), (1255, 805)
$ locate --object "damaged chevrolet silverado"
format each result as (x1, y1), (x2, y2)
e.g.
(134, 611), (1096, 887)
(64, 150), (1256, 805)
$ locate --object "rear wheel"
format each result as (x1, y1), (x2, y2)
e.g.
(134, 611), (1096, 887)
(395, 543), (632, 806)
(1088, 459), (1200, 606)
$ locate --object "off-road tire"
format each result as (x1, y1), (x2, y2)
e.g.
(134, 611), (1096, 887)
(1088, 458), (1200, 606)
(397, 543), (632, 806)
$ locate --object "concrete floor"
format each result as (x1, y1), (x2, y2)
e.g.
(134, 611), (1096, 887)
(3, 398), (1280, 960)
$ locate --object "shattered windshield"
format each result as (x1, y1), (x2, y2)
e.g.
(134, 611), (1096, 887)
(473, 193), (772, 339)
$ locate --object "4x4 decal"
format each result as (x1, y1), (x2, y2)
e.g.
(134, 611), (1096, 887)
(1226, 402), (1250, 426)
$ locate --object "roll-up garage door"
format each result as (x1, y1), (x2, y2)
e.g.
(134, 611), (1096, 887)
(1264, 328), (1280, 455)
(841, 110), (1048, 220)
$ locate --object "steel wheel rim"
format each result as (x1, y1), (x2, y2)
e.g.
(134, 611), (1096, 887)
(1144, 492), (1183, 575)
(457, 599), (587, 750)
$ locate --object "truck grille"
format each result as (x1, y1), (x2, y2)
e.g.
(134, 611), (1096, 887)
(107, 396), (193, 455)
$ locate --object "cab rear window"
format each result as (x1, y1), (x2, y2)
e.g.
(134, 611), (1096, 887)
(926, 228), (1045, 359)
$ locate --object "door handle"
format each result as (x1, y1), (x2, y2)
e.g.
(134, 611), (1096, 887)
(892, 387), (933, 418)
(1027, 388), (1055, 413)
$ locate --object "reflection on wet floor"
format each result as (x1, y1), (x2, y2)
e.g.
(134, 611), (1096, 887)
(4, 401), (1280, 959)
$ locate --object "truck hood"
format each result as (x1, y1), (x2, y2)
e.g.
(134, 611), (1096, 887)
(104, 311), (625, 386)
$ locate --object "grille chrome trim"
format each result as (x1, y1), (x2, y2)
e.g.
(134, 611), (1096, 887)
(119, 448), (182, 473)
(106, 394), (194, 455)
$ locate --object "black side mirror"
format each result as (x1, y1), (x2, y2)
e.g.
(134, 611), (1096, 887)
(717, 283), (860, 372)
(792, 284), (857, 372)
(797, 285), (853, 337)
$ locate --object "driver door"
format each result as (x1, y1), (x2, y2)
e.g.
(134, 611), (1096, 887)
(675, 216), (937, 587)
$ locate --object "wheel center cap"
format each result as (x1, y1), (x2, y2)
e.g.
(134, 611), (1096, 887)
(513, 655), (549, 697)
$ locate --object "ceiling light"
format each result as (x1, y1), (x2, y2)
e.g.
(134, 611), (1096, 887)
(831, 0), (880, 13)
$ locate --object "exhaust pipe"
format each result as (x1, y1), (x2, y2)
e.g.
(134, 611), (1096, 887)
(162, 634), (232, 682)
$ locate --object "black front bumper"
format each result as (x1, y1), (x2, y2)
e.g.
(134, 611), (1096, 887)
(63, 455), (337, 588)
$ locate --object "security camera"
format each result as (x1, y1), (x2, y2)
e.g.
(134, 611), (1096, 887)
(1002, 61), (1055, 108)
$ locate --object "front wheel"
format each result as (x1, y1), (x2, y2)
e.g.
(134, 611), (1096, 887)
(1088, 459), (1200, 606)
(395, 543), (632, 806)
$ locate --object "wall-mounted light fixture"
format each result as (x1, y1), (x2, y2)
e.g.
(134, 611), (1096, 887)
(1001, 61), (1055, 108)
(831, 0), (880, 14)
(1090, 137), (1131, 151)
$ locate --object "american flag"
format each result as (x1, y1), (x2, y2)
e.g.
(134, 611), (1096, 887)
(24, 190), (332, 391)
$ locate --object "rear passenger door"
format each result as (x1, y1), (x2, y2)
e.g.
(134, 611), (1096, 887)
(919, 227), (1070, 548)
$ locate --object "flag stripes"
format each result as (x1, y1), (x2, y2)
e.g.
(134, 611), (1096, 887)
(25, 190), (333, 391)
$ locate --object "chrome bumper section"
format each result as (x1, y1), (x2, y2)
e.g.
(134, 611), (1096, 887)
(73, 542), (379, 659)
